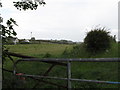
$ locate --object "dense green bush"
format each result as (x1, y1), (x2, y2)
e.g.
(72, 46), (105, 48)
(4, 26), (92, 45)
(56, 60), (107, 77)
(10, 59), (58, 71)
(19, 42), (30, 44)
(84, 27), (111, 53)
(43, 53), (51, 58)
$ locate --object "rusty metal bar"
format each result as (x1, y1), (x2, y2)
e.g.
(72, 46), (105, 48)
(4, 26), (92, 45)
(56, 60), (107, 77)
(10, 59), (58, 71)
(7, 52), (67, 66)
(3, 68), (13, 73)
(13, 58), (67, 88)
(33, 64), (56, 88)
(7, 55), (14, 63)
(6, 52), (35, 58)
(3, 68), (67, 88)
(28, 76), (67, 88)
(43, 64), (56, 76)
(15, 72), (67, 88)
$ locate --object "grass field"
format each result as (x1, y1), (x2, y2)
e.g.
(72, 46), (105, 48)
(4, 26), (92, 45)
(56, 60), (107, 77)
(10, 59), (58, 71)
(3, 43), (120, 88)
(6, 43), (74, 58)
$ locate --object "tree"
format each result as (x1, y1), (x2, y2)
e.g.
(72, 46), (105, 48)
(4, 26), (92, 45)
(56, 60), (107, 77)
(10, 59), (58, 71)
(31, 37), (35, 40)
(13, 0), (46, 11)
(0, 0), (46, 60)
(1, 0), (46, 40)
(1, 0), (46, 42)
(84, 27), (111, 54)
(1, 0), (46, 88)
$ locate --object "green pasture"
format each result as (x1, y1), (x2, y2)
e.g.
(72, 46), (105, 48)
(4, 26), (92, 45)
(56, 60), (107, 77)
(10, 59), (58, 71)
(3, 43), (120, 88)
(5, 43), (74, 58)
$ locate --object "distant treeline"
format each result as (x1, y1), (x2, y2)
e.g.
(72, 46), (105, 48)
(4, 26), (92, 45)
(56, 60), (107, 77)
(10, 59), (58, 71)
(5, 37), (77, 45)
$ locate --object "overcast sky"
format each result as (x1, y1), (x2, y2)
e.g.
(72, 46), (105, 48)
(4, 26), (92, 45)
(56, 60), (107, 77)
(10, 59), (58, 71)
(1, 0), (119, 42)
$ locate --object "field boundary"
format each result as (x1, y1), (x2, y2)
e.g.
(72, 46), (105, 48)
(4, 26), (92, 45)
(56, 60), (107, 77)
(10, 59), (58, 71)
(13, 57), (120, 88)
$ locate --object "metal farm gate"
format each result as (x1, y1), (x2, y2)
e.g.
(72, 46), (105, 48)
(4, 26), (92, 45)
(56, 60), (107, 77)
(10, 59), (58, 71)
(4, 52), (120, 88)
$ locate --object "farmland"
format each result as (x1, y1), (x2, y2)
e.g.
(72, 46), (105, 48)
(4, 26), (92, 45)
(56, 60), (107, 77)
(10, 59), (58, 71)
(5, 43), (74, 58)
(3, 42), (120, 88)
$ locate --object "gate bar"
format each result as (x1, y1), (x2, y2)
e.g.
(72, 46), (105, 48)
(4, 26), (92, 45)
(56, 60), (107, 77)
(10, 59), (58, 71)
(18, 74), (120, 84)
(16, 58), (120, 62)
(67, 61), (71, 89)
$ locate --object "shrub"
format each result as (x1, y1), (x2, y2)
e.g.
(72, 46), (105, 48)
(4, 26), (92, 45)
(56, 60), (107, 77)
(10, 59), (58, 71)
(84, 27), (111, 53)
(19, 42), (30, 44)
(43, 53), (51, 58)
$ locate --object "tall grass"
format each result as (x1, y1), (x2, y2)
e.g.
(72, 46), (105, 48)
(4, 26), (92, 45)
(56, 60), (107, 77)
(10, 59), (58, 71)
(3, 42), (119, 88)
(62, 42), (119, 88)
(62, 42), (119, 58)
(6, 43), (73, 58)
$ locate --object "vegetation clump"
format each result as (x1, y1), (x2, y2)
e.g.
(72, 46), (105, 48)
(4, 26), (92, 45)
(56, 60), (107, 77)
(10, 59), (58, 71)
(43, 53), (51, 58)
(84, 27), (113, 54)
